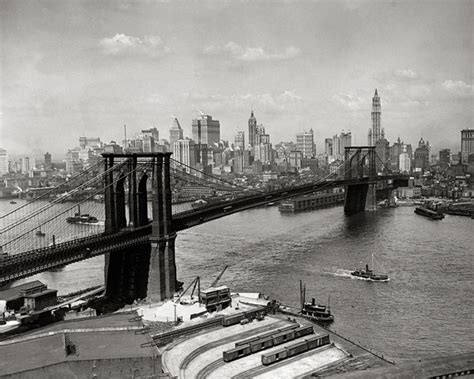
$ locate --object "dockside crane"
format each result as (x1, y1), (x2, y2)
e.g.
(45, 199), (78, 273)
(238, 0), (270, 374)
(209, 265), (228, 288)
(175, 276), (201, 304)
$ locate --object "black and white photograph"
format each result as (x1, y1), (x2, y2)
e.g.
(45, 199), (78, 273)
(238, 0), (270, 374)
(0, 0), (473, 377)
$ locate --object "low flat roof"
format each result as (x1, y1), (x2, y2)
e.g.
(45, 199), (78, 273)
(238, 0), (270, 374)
(0, 281), (46, 301)
(0, 311), (155, 377)
(25, 289), (57, 299)
(201, 285), (229, 294)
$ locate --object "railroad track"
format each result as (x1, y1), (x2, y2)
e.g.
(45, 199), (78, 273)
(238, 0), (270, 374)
(179, 321), (288, 374)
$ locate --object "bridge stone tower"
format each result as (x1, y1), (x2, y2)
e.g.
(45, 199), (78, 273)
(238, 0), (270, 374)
(343, 146), (377, 215)
(102, 153), (177, 303)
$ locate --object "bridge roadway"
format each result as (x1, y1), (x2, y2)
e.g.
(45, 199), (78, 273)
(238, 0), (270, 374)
(0, 175), (407, 287)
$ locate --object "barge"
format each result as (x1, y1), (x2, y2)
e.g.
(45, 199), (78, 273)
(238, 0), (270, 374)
(414, 206), (444, 220)
(279, 188), (344, 213)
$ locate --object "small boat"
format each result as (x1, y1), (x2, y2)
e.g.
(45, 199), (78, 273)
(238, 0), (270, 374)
(36, 229), (46, 237)
(351, 253), (389, 282)
(0, 319), (20, 335)
(299, 280), (334, 323)
(10, 201), (17, 204)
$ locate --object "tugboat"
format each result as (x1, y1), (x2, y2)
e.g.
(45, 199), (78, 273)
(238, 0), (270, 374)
(66, 205), (99, 225)
(299, 280), (334, 323)
(351, 253), (389, 282)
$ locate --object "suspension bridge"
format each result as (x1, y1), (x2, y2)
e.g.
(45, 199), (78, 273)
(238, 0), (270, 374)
(0, 147), (408, 302)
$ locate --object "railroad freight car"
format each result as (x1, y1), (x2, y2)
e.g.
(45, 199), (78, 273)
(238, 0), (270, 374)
(249, 336), (274, 353)
(234, 323), (299, 347)
(271, 329), (296, 345)
(261, 332), (330, 366)
(223, 344), (252, 362)
(294, 324), (314, 339)
(222, 306), (269, 327)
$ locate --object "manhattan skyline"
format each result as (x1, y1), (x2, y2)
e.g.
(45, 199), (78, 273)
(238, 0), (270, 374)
(1, 0), (472, 158)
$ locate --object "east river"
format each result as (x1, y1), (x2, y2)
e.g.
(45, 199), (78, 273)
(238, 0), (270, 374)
(1, 199), (473, 362)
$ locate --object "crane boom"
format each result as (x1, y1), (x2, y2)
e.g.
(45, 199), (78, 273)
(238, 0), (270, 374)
(210, 265), (228, 288)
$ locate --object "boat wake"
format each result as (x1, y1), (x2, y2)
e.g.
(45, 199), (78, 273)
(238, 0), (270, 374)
(324, 269), (353, 278)
(352, 276), (390, 283)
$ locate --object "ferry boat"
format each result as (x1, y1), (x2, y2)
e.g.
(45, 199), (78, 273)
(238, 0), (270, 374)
(351, 253), (389, 281)
(414, 206), (444, 220)
(66, 206), (99, 225)
(67, 214), (99, 224)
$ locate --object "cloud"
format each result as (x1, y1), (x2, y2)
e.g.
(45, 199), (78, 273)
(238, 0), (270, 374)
(203, 42), (300, 61)
(182, 90), (304, 113)
(394, 69), (418, 80)
(332, 93), (365, 110)
(442, 80), (472, 98)
(98, 34), (170, 57)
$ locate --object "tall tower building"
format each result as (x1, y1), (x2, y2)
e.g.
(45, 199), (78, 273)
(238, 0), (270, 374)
(44, 152), (52, 169)
(368, 89), (384, 146)
(461, 129), (474, 163)
(234, 131), (245, 150)
(142, 127), (159, 141)
(414, 137), (430, 171)
(170, 118), (184, 147)
(340, 131), (352, 153)
(0, 148), (8, 175)
(248, 110), (257, 147)
(172, 139), (196, 173)
(192, 114), (220, 147)
(399, 145), (411, 173)
(324, 138), (333, 156)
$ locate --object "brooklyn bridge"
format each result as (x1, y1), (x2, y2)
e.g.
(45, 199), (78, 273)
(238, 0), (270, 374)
(0, 147), (408, 302)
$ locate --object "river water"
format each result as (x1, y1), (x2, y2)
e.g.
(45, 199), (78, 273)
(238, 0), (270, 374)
(1, 199), (473, 362)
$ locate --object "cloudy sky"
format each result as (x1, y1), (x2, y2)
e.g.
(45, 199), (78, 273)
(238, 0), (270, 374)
(1, 0), (472, 159)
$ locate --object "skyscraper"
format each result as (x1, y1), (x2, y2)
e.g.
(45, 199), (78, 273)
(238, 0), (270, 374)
(340, 131), (352, 154)
(173, 139), (196, 172)
(399, 145), (411, 173)
(296, 129), (315, 158)
(390, 137), (403, 171)
(414, 137), (430, 171)
(368, 89), (384, 146)
(0, 148), (8, 175)
(20, 157), (36, 174)
(248, 110), (257, 147)
(460, 129), (473, 163)
(439, 149), (451, 165)
(324, 138), (333, 156)
(44, 152), (52, 169)
(234, 131), (245, 150)
(192, 114), (220, 147)
(169, 118), (183, 147)
(142, 127), (159, 141)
